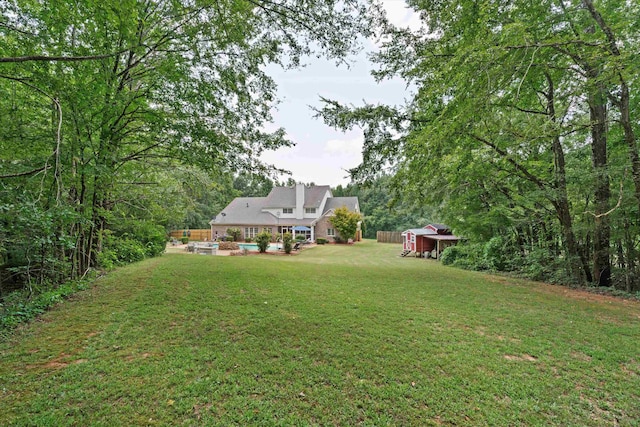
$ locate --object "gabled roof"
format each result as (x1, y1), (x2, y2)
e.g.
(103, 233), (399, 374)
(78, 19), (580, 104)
(263, 187), (296, 208)
(404, 228), (438, 236)
(304, 186), (331, 208)
(427, 223), (449, 231)
(262, 185), (331, 209)
(403, 224), (461, 240)
(324, 197), (359, 213)
(213, 197), (277, 226)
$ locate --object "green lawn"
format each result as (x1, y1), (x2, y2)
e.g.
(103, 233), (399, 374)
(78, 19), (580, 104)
(1, 240), (639, 425)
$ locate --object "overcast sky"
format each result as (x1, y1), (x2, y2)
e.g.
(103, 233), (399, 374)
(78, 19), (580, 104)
(260, 1), (420, 188)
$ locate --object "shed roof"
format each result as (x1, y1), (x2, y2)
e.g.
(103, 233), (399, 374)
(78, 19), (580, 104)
(404, 228), (438, 236)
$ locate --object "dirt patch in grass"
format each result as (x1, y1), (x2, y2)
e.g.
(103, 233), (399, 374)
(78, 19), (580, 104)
(488, 274), (640, 305)
(504, 354), (538, 362)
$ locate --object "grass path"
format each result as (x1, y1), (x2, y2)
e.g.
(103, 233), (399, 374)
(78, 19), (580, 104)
(1, 240), (639, 425)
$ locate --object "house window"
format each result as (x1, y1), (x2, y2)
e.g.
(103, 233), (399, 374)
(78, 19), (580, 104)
(244, 227), (259, 238)
(283, 208), (293, 214)
(305, 208), (316, 214)
(263, 227), (272, 234)
(327, 228), (335, 236)
(280, 226), (292, 235)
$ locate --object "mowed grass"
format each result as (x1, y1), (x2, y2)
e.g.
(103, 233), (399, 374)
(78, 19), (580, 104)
(1, 241), (639, 426)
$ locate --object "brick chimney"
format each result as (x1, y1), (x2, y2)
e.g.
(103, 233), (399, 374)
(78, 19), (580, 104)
(296, 183), (305, 219)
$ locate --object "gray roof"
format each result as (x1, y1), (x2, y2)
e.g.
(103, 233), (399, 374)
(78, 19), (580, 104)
(263, 187), (296, 208)
(211, 187), (360, 227)
(323, 197), (359, 213)
(304, 186), (331, 208)
(403, 225), (460, 240)
(263, 185), (331, 209)
(404, 228), (438, 236)
(212, 197), (276, 226)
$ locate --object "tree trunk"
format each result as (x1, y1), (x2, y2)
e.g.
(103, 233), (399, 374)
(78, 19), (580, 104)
(587, 74), (611, 286)
(545, 73), (590, 284)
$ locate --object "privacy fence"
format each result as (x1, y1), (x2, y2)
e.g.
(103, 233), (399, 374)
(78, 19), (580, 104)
(169, 229), (211, 241)
(376, 231), (403, 244)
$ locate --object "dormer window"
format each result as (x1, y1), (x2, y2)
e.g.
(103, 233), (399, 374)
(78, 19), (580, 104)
(283, 208), (293, 214)
(305, 208), (316, 214)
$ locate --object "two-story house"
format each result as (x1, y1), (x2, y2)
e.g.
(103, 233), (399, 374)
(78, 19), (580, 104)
(209, 183), (360, 242)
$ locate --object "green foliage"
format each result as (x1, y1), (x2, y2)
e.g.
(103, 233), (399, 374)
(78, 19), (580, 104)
(295, 234), (307, 241)
(226, 228), (242, 242)
(440, 243), (487, 271)
(181, 237), (189, 244)
(318, 0), (640, 290)
(0, 0), (380, 298)
(316, 238), (328, 245)
(333, 176), (433, 238)
(440, 246), (461, 266)
(483, 236), (512, 271)
(329, 206), (362, 241)
(97, 232), (147, 270)
(283, 232), (293, 254)
(0, 278), (90, 336)
(255, 231), (272, 253)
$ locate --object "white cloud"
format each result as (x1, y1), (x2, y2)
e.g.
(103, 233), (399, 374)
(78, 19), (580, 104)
(324, 136), (364, 157)
(380, 0), (422, 32)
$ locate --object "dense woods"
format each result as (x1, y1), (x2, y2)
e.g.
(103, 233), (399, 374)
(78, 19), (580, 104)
(2, 0), (639, 308)
(319, 0), (640, 291)
(0, 0), (376, 299)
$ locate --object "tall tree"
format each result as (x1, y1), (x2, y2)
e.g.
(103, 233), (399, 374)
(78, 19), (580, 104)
(0, 0), (381, 287)
(318, 0), (639, 289)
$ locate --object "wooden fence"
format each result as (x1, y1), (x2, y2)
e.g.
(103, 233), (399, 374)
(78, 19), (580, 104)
(169, 229), (211, 241)
(376, 231), (403, 244)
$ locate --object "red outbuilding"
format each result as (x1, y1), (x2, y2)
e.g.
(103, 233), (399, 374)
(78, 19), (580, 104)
(401, 224), (461, 259)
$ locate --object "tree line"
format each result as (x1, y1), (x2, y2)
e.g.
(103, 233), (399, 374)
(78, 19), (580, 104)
(0, 0), (377, 298)
(318, 0), (639, 291)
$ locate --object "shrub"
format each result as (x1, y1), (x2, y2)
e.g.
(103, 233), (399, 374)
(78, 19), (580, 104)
(316, 238), (328, 245)
(255, 232), (272, 253)
(98, 231), (146, 269)
(283, 232), (293, 254)
(330, 206), (362, 241)
(218, 241), (240, 250)
(227, 228), (242, 242)
(181, 237), (189, 244)
(440, 246), (461, 265)
(483, 236), (512, 271)
(295, 234), (306, 241)
(440, 242), (486, 270)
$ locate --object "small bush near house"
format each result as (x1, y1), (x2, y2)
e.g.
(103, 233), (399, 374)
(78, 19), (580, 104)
(316, 238), (328, 245)
(283, 232), (293, 254)
(227, 228), (242, 242)
(255, 232), (271, 253)
(295, 234), (306, 241)
(181, 237), (189, 244)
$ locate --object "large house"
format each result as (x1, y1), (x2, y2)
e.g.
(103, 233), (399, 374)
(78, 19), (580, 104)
(209, 183), (360, 242)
